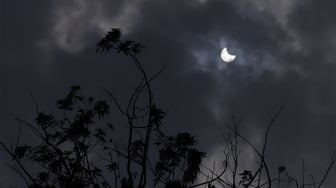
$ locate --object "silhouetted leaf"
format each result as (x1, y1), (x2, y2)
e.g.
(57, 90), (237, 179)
(278, 166), (286, 173)
(35, 112), (54, 128)
(96, 28), (121, 53)
(239, 170), (253, 186)
(107, 162), (118, 172)
(56, 85), (81, 110)
(94, 128), (106, 143)
(107, 122), (114, 131)
(14, 145), (31, 159)
(151, 104), (165, 127)
(94, 100), (109, 119)
(37, 171), (49, 183)
(182, 149), (205, 184)
(121, 178), (133, 188)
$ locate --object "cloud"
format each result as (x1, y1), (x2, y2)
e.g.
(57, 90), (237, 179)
(135, 0), (293, 74)
(39, 0), (143, 54)
(127, 2), (336, 183)
(2, 0), (336, 186)
(246, 0), (299, 25)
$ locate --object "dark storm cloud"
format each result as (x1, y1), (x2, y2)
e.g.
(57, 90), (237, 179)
(2, 0), (336, 186)
(134, 0), (289, 64)
(126, 0), (292, 138)
(129, 1), (336, 185)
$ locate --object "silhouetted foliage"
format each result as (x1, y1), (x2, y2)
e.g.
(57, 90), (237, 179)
(1, 28), (335, 188)
(154, 132), (205, 187)
(8, 86), (113, 187)
(96, 28), (145, 56)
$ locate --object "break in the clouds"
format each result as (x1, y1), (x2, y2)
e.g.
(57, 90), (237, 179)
(2, 0), (336, 186)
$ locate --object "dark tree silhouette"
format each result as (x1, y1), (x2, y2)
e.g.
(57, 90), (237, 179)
(1, 28), (335, 188)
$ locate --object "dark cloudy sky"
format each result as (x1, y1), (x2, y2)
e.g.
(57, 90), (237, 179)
(1, 0), (336, 187)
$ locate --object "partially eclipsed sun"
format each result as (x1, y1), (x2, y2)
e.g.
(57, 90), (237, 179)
(221, 48), (236, 63)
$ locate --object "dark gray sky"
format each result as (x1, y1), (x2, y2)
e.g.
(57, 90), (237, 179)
(1, 0), (336, 187)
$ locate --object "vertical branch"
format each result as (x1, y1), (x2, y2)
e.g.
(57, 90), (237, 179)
(261, 106), (284, 188)
(231, 116), (240, 188)
(130, 55), (153, 188)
